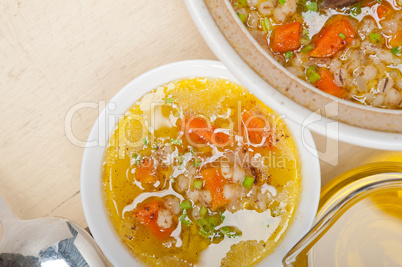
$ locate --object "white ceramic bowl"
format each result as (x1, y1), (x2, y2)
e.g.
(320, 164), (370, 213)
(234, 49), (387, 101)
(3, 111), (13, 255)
(184, 0), (402, 150)
(81, 60), (321, 266)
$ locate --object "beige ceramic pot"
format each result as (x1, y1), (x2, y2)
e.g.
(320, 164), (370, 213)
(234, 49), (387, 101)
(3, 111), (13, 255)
(201, 0), (402, 133)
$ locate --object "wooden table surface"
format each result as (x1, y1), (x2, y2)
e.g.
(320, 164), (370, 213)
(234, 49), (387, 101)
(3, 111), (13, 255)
(0, 0), (400, 230)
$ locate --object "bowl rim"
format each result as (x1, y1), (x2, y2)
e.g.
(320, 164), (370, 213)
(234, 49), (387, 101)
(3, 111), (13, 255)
(80, 60), (321, 267)
(184, 0), (402, 150)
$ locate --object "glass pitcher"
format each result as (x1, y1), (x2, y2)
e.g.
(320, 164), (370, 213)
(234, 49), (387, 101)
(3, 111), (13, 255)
(283, 162), (402, 267)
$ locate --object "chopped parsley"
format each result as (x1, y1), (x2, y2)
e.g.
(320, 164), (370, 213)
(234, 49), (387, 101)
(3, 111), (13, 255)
(132, 153), (142, 166)
(242, 176), (255, 189)
(300, 28), (311, 45)
(218, 210), (225, 221)
(179, 210), (193, 226)
(164, 97), (174, 104)
(391, 46), (401, 55)
(301, 44), (316, 53)
(351, 4), (361, 17)
(196, 213), (239, 241)
(200, 206), (208, 217)
(306, 65), (321, 83)
(285, 51), (293, 59)
(260, 18), (272, 33)
(193, 158), (201, 167)
(193, 179), (203, 190)
(180, 200), (192, 210)
(177, 154), (184, 168)
(219, 226), (242, 238)
(237, 13), (246, 23)
(171, 138), (183, 145)
(235, 0), (247, 8)
(302, 28), (310, 39)
(369, 32), (382, 43)
(271, 207), (282, 217)
(306, 1), (318, 11)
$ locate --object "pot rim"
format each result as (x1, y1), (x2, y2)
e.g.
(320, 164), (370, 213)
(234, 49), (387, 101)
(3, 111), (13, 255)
(184, 0), (402, 150)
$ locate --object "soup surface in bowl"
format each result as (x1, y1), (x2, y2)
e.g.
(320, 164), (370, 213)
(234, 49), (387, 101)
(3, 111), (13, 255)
(231, 0), (402, 109)
(102, 78), (301, 266)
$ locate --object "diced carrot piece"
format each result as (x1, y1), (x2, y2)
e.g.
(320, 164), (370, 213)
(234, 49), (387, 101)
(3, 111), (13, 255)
(271, 22), (302, 53)
(242, 111), (272, 147)
(212, 131), (230, 146)
(315, 69), (347, 98)
(309, 17), (355, 58)
(133, 200), (174, 240)
(185, 117), (213, 144)
(377, 4), (389, 19)
(185, 116), (231, 146)
(135, 158), (156, 183)
(202, 168), (230, 210)
(390, 29), (402, 47)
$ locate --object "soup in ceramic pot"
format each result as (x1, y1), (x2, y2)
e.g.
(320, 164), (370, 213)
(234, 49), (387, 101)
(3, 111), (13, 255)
(231, 0), (402, 109)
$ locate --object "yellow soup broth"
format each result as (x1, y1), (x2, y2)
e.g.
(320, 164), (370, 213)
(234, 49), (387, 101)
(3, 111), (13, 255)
(102, 78), (301, 266)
